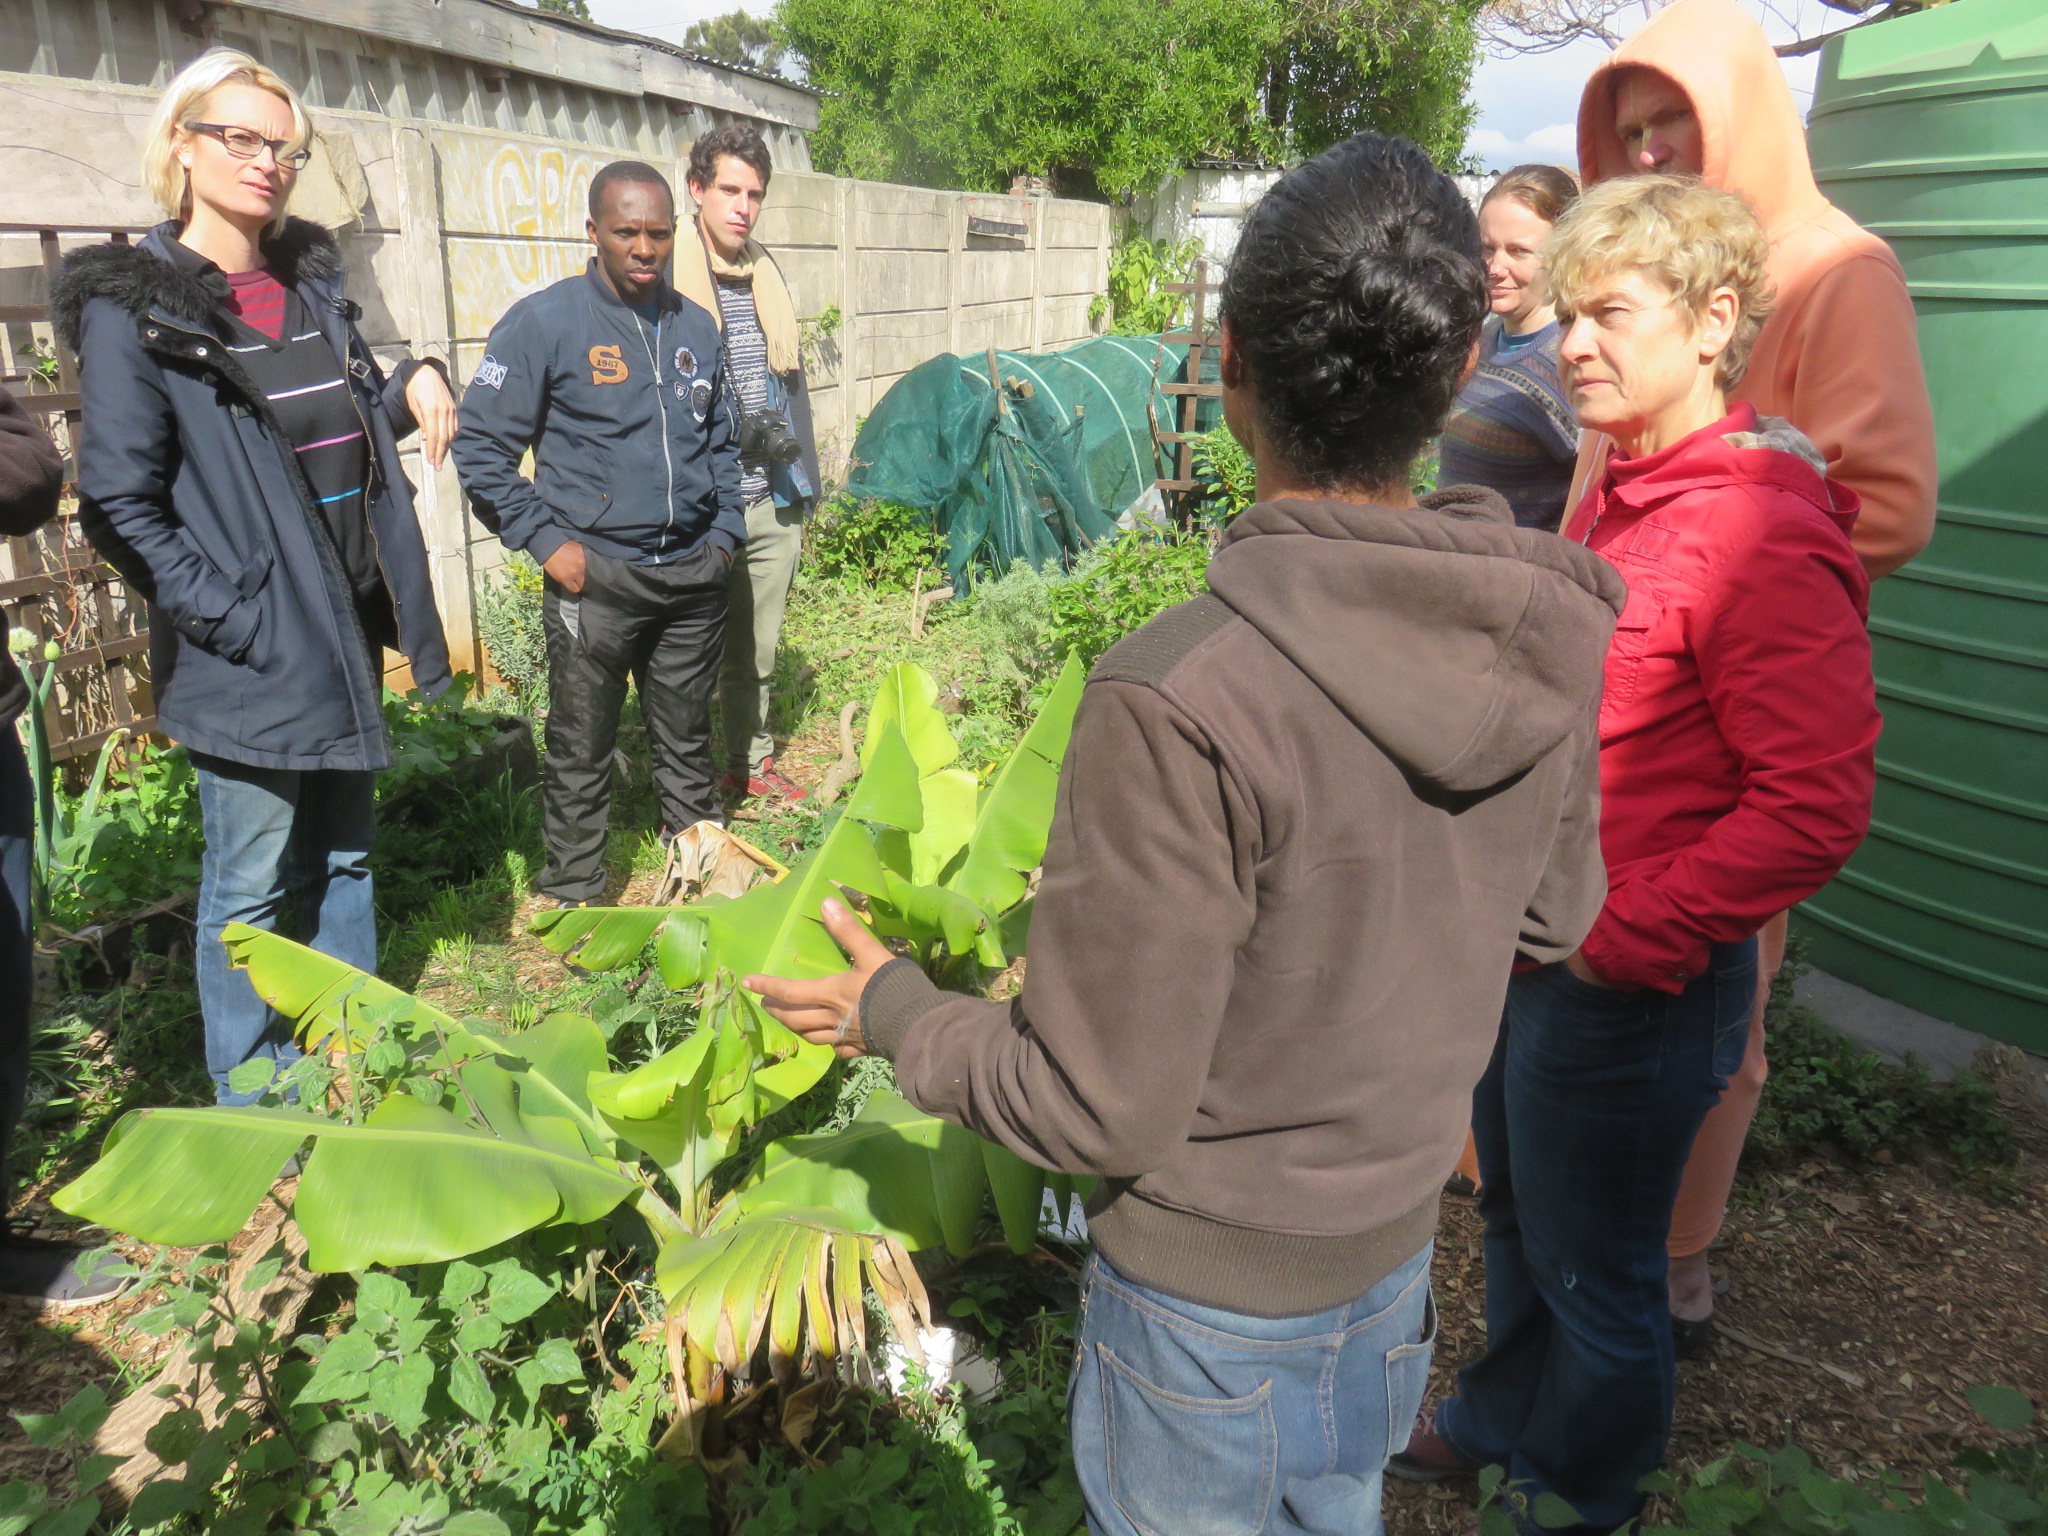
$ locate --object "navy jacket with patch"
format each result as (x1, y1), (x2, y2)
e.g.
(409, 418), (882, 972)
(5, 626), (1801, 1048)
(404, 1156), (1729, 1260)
(53, 220), (452, 773)
(453, 263), (746, 567)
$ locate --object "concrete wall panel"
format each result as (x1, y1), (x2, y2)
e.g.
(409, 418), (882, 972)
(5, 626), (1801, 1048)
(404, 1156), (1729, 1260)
(768, 248), (840, 322)
(435, 128), (609, 239)
(853, 183), (952, 251)
(956, 251), (1035, 307)
(856, 249), (948, 316)
(446, 236), (588, 340)
(1042, 247), (1106, 298)
(860, 310), (951, 379)
(754, 170), (842, 248)
(955, 300), (1033, 357)
(1044, 201), (1110, 249)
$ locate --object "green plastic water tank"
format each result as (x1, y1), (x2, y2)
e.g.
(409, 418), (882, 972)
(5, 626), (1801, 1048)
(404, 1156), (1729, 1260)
(1800, 0), (2048, 1052)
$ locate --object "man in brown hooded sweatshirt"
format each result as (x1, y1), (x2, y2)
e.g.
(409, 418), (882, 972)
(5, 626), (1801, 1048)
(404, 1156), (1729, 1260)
(748, 133), (1624, 1536)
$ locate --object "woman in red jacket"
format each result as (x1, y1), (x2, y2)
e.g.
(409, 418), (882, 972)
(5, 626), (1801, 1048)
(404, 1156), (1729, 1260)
(1393, 176), (1879, 1526)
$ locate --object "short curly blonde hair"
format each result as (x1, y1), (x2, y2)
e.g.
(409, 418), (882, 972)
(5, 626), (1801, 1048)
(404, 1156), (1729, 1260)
(143, 49), (310, 234)
(1544, 174), (1774, 390)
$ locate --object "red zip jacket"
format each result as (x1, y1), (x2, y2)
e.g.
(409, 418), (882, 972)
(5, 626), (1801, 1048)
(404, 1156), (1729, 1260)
(1562, 404), (1878, 993)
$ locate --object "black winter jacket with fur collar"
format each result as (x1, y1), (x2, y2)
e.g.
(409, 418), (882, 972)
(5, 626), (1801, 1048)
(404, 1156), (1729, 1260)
(53, 218), (451, 771)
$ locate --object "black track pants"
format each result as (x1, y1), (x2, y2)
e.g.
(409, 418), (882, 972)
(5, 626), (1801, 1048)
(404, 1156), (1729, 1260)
(539, 543), (728, 901)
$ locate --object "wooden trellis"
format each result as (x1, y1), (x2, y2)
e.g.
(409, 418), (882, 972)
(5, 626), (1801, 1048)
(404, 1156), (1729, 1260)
(1152, 258), (1225, 524)
(1, 224), (157, 766)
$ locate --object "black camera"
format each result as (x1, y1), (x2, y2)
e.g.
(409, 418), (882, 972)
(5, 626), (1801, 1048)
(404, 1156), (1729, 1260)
(739, 408), (804, 467)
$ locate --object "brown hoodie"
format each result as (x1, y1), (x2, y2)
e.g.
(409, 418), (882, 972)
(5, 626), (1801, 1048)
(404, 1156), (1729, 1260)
(1574, 0), (1938, 578)
(862, 489), (1625, 1316)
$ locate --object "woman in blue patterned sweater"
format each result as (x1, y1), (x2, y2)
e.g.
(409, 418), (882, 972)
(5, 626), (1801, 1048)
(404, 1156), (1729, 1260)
(1439, 165), (1582, 531)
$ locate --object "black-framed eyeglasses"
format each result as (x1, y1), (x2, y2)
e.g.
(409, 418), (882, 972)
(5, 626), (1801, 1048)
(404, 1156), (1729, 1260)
(184, 122), (312, 170)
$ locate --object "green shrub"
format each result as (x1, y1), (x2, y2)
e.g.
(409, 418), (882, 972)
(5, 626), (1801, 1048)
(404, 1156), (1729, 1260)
(1749, 940), (2018, 1175)
(1190, 426), (1254, 524)
(476, 552), (549, 714)
(1089, 233), (1204, 336)
(1044, 529), (1213, 675)
(805, 495), (947, 593)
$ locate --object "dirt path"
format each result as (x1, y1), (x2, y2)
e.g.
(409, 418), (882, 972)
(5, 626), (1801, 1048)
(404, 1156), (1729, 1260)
(1389, 1157), (2048, 1532)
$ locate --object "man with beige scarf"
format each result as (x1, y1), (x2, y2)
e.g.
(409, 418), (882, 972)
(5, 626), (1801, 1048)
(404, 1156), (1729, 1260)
(679, 123), (822, 805)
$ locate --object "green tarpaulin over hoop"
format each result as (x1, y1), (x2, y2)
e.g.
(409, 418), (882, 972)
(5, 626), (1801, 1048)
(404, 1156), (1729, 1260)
(843, 333), (1209, 591)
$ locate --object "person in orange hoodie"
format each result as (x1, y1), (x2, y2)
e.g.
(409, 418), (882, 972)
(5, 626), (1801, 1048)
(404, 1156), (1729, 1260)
(1574, 0), (1937, 1350)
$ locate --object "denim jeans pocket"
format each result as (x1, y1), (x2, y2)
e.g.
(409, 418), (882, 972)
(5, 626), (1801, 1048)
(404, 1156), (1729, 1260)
(1100, 1343), (1276, 1536)
(1383, 1290), (1438, 1451)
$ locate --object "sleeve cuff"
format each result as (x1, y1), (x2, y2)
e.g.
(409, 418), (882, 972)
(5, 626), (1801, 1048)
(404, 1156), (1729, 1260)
(861, 957), (945, 1061)
(524, 525), (570, 566)
(706, 528), (739, 558)
(1579, 917), (1695, 996)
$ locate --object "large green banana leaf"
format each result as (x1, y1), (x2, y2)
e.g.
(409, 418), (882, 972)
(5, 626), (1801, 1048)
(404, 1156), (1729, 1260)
(221, 923), (479, 1056)
(529, 906), (713, 981)
(871, 877), (1005, 966)
(949, 653), (1086, 911)
(859, 663), (959, 777)
(906, 768), (979, 887)
(737, 1089), (1043, 1258)
(226, 927), (614, 1147)
(701, 812), (892, 1083)
(54, 1091), (638, 1271)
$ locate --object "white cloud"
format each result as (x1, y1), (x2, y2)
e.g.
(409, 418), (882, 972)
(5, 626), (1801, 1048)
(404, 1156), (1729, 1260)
(1467, 128), (1522, 160)
(1525, 122), (1580, 156)
(585, 0), (773, 41)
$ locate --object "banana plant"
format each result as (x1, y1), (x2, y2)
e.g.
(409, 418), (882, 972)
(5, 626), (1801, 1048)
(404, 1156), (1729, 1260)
(55, 656), (1091, 1455)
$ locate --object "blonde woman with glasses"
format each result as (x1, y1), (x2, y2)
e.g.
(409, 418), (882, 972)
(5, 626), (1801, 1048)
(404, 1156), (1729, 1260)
(53, 49), (455, 1105)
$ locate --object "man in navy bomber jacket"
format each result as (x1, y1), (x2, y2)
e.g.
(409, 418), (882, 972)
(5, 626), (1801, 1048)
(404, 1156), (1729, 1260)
(455, 160), (747, 906)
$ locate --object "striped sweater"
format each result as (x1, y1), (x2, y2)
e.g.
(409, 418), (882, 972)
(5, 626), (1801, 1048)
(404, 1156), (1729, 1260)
(220, 272), (390, 643)
(1438, 318), (1579, 532)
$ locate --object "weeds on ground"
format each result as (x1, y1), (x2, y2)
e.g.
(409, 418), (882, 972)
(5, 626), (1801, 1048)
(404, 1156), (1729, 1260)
(25, 965), (209, 1187)
(1750, 941), (2019, 1185)
(1475, 1385), (2046, 1536)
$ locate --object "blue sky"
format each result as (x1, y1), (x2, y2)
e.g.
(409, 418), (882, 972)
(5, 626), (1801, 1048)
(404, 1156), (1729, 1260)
(585, 0), (1828, 175)
(1464, 5), (1824, 172)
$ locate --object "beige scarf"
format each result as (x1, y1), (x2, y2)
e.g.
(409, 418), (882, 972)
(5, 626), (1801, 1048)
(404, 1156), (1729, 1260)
(678, 218), (801, 376)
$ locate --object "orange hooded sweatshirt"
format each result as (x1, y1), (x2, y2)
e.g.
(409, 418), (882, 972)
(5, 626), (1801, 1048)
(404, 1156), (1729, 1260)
(1574, 0), (1937, 578)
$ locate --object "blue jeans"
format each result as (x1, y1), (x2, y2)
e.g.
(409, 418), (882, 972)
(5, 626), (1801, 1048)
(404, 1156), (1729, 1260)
(193, 754), (377, 1104)
(1436, 943), (1758, 1532)
(1071, 1243), (1435, 1536)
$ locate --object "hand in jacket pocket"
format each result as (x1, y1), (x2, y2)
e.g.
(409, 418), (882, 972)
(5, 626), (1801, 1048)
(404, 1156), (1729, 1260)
(544, 540), (587, 594)
(1563, 948), (1631, 991)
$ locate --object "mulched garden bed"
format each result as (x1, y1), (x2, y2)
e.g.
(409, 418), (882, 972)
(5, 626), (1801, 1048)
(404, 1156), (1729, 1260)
(1390, 1152), (2048, 1533)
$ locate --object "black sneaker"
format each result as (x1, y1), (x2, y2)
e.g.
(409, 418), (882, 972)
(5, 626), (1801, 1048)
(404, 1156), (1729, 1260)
(0, 1235), (129, 1310)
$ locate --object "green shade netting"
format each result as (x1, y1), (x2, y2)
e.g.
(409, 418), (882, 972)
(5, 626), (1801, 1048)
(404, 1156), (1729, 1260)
(845, 334), (1211, 590)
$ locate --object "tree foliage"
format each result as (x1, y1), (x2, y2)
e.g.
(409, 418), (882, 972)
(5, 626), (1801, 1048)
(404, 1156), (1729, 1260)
(531, 0), (592, 20)
(683, 8), (788, 74)
(777, 0), (1481, 196)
